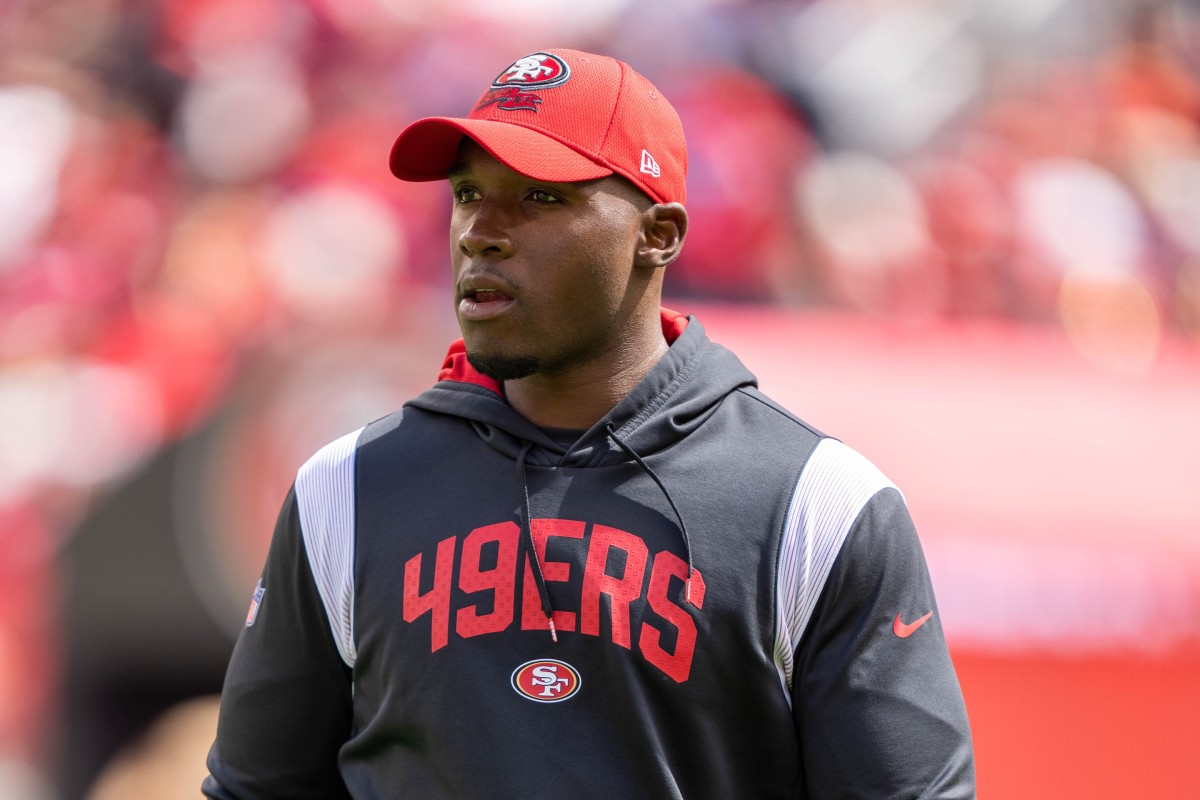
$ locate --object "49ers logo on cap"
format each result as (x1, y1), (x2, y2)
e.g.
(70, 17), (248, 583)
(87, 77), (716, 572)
(493, 53), (571, 89)
(477, 53), (571, 113)
(511, 659), (581, 703)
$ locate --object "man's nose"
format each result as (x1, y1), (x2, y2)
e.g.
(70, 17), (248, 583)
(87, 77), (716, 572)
(457, 201), (514, 258)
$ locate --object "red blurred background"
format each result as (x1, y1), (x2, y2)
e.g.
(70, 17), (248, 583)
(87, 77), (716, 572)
(0, 1), (1197, 798)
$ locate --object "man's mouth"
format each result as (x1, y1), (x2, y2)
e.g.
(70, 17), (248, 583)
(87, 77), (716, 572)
(459, 287), (516, 321)
(465, 289), (512, 303)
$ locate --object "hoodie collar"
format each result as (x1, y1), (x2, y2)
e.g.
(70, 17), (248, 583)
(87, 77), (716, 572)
(406, 308), (756, 467)
(435, 308), (691, 398)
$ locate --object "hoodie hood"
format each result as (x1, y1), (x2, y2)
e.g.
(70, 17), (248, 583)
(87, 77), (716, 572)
(404, 309), (758, 467)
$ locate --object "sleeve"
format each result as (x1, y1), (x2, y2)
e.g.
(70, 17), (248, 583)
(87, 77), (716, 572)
(790, 486), (976, 799)
(202, 486), (354, 800)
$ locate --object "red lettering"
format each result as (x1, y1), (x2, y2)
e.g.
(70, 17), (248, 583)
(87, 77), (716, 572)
(403, 535), (456, 652)
(641, 552), (706, 682)
(457, 522), (519, 639)
(580, 524), (648, 649)
(521, 518), (585, 633)
(402, 519), (704, 681)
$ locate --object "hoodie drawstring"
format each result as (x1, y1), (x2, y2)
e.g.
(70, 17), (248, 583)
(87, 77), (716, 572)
(516, 440), (557, 642)
(605, 423), (697, 606)
(517, 427), (698, 645)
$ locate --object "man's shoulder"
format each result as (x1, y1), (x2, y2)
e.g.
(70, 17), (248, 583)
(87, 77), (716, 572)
(296, 408), (418, 479)
(721, 386), (899, 499)
(294, 426), (366, 497)
(727, 384), (828, 441)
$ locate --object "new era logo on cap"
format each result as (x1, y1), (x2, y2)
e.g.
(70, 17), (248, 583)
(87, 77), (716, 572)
(640, 149), (661, 178)
(389, 49), (688, 205)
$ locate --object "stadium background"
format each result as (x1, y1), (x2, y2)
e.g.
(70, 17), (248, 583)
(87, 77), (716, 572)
(0, 0), (1198, 797)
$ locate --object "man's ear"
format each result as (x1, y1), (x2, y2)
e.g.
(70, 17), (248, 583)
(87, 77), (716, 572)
(635, 203), (688, 269)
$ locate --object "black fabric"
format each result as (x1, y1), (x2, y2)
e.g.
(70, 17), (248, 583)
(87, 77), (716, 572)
(535, 425), (587, 449)
(792, 489), (975, 799)
(202, 490), (354, 800)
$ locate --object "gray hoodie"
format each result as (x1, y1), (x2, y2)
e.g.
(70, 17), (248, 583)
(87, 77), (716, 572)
(204, 311), (975, 799)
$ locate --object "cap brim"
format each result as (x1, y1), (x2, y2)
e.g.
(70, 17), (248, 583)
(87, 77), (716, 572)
(389, 118), (613, 184)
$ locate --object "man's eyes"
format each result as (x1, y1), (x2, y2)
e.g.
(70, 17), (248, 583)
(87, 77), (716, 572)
(451, 186), (563, 204)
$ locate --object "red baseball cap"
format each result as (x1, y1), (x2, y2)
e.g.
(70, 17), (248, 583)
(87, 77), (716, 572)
(389, 49), (687, 205)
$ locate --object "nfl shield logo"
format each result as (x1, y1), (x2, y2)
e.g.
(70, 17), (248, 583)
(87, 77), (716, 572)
(245, 579), (265, 627)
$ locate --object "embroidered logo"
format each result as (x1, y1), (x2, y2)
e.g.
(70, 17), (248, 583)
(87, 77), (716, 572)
(245, 579), (265, 627)
(476, 86), (544, 112)
(493, 53), (571, 89)
(640, 149), (661, 178)
(476, 53), (570, 114)
(511, 658), (581, 703)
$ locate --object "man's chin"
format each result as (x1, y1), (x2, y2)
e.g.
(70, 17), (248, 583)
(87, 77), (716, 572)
(465, 351), (540, 382)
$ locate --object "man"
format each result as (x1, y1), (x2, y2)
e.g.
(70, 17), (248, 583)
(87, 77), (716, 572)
(203, 49), (975, 799)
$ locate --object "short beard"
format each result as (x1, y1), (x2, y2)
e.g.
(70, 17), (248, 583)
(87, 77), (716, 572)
(466, 350), (541, 382)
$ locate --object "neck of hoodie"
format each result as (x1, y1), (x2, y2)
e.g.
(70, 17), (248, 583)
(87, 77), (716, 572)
(419, 308), (753, 469)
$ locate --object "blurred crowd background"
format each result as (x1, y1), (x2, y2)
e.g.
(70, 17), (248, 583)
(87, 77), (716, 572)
(1, 0), (1198, 798)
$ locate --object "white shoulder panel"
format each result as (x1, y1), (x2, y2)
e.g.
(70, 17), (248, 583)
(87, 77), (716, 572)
(295, 427), (363, 668)
(773, 438), (898, 701)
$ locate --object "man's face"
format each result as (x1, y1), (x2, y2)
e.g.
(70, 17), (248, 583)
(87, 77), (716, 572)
(448, 139), (653, 382)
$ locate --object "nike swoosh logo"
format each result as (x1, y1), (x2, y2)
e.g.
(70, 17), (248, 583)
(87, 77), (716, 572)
(892, 611), (934, 638)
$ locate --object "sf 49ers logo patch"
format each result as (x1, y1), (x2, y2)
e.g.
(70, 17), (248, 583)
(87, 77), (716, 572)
(492, 53), (571, 89)
(477, 53), (571, 113)
(511, 659), (581, 703)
